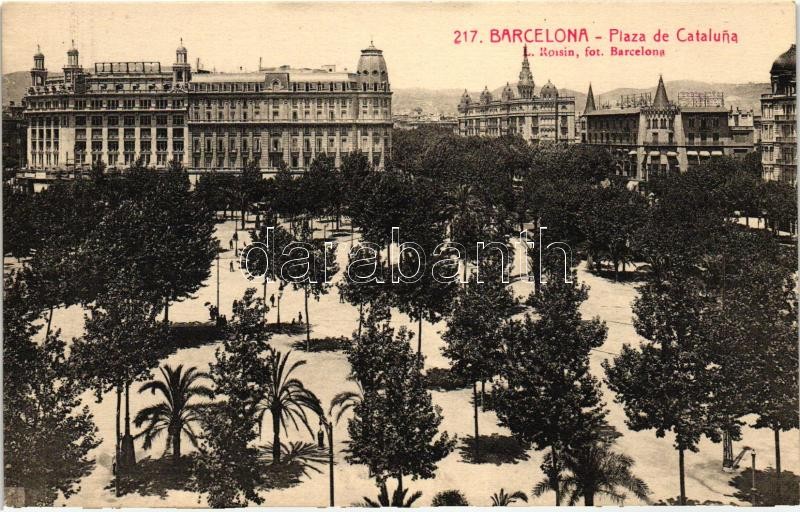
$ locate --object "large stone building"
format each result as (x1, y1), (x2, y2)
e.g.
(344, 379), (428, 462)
(579, 76), (755, 181)
(760, 44), (796, 184)
(21, 40), (391, 180)
(457, 46), (577, 142)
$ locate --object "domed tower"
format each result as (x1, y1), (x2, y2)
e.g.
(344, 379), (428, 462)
(458, 89), (472, 112)
(501, 82), (515, 102)
(63, 40), (84, 89)
(480, 86), (493, 105)
(173, 39), (191, 84)
(517, 44), (534, 99)
(30, 45), (47, 87)
(357, 40), (389, 91)
(770, 44), (796, 96)
(540, 80), (558, 99)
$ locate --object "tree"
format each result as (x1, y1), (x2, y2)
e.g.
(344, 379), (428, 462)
(195, 289), (272, 507)
(345, 316), (454, 493)
(287, 225), (339, 349)
(134, 364), (213, 463)
(547, 439), (649, 505)
(442, 262), (516, 461)
(493, 273), (607, 506)
(338, 244), (390, 338)
(3, 273), (100, 505)
(256, 349), (321, 464)
(194, 404), (264, 507)
(490, 489), (528, 506)
(362, 481), (423, 507)
(603, 278), (723, 506)
(248, 219), (297, 321)
(578, 183), (647, 279)
(73, 272), (168, 481)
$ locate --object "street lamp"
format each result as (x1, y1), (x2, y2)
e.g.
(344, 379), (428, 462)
(318, 415), (335, 507)
(750, 449), (757, 506)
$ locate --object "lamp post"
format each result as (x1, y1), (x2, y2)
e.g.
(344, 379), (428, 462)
(319, 416), (334, 506)
(216, 248), (220, 313)
(750, 449), (757, 506)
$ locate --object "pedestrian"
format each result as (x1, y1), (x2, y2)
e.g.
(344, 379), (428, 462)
(229, 239), (233, 250)
(339, 289), (344, 303)
(270, 294), (275, 307)
(229, 261), (234, 272)
(298, 311), (303, 324)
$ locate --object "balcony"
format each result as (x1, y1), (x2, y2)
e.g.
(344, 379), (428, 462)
(775, 135), (797, 143)
(774, 114), (796, 122)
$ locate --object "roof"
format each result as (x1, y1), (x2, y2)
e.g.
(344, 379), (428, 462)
(191, 68), (355, 83)
(771, 44), (796, 74)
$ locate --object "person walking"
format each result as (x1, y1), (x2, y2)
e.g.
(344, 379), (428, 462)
(270, 294), (275, 307)
(229, 239), (233, 250)
(229, 261), (234, 272)
(298, 311), (303, 324)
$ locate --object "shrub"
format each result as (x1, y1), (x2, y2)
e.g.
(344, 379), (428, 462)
(431, 489), (469, 506)
(423, 367), (470, 391)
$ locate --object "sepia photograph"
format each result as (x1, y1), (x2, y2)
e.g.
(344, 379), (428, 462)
(1, 0), (798, 508)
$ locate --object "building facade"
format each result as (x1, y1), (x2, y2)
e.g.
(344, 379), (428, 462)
(580, 76), (755, 181)
(457, 46), (577, 143)
(3, 101), (27, 171)
(21, 41), (391, 179)
(760, 44), (796, 184)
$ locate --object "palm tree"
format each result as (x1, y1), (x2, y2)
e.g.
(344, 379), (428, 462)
(535, 442), (650, 506)
(133, 364), (213, 463)
(362, 481), (422, 507)
(256, 349), (321, 464)
(491, 488), (528, 506)
(329, 378), (364, 423)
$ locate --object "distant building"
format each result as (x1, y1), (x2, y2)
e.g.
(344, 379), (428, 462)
(3, 101), (27, 171)
(393, 110), (457, 132)
(760, 44), (796, 184)
(580, 76), (755, 181)
(20, 40), (392, 183)
(457, 46), (577, 143)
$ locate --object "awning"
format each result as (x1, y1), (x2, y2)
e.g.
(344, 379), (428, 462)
(660, 154), (668, 164)
(686, 150), (698, 156)
(628, 150), (637, 156)
(667, 151), (678, 157)
(699, 151), (711, 157)
(711, 150), (723, 156)
(649, 151), (660, 156)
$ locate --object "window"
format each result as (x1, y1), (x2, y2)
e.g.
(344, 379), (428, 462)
(156, 115), (168, 126)
(172, 128), (184, 139)
(124, 99), (135, 109)
(91, 116), (103, 126)
(108, 116), (119, 126)
(124, 116), (135, 126)
(108, 100), (119, 110)
(156, 99), (168, 109)
(140, 99), (151, 109)
(173, 115), (184, 125)
(75, 116), (86, 126)
(140, 115), (151, 126)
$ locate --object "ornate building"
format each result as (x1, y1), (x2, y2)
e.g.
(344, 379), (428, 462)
(457, 46), (576, 142)
(760, 44), (796, 184)
(580, 76), (755, 181)
(21, 40), (391, 181)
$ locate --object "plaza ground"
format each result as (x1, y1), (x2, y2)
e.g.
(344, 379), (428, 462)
(30, 218), (798, 507)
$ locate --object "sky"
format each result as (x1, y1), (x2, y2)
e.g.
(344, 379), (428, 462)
(2, 1), (796, 93)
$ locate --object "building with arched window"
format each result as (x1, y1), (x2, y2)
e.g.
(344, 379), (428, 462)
(760, 44), (796, 185)
(456, 46), (577, 143)
(21, 40), (392, 182)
